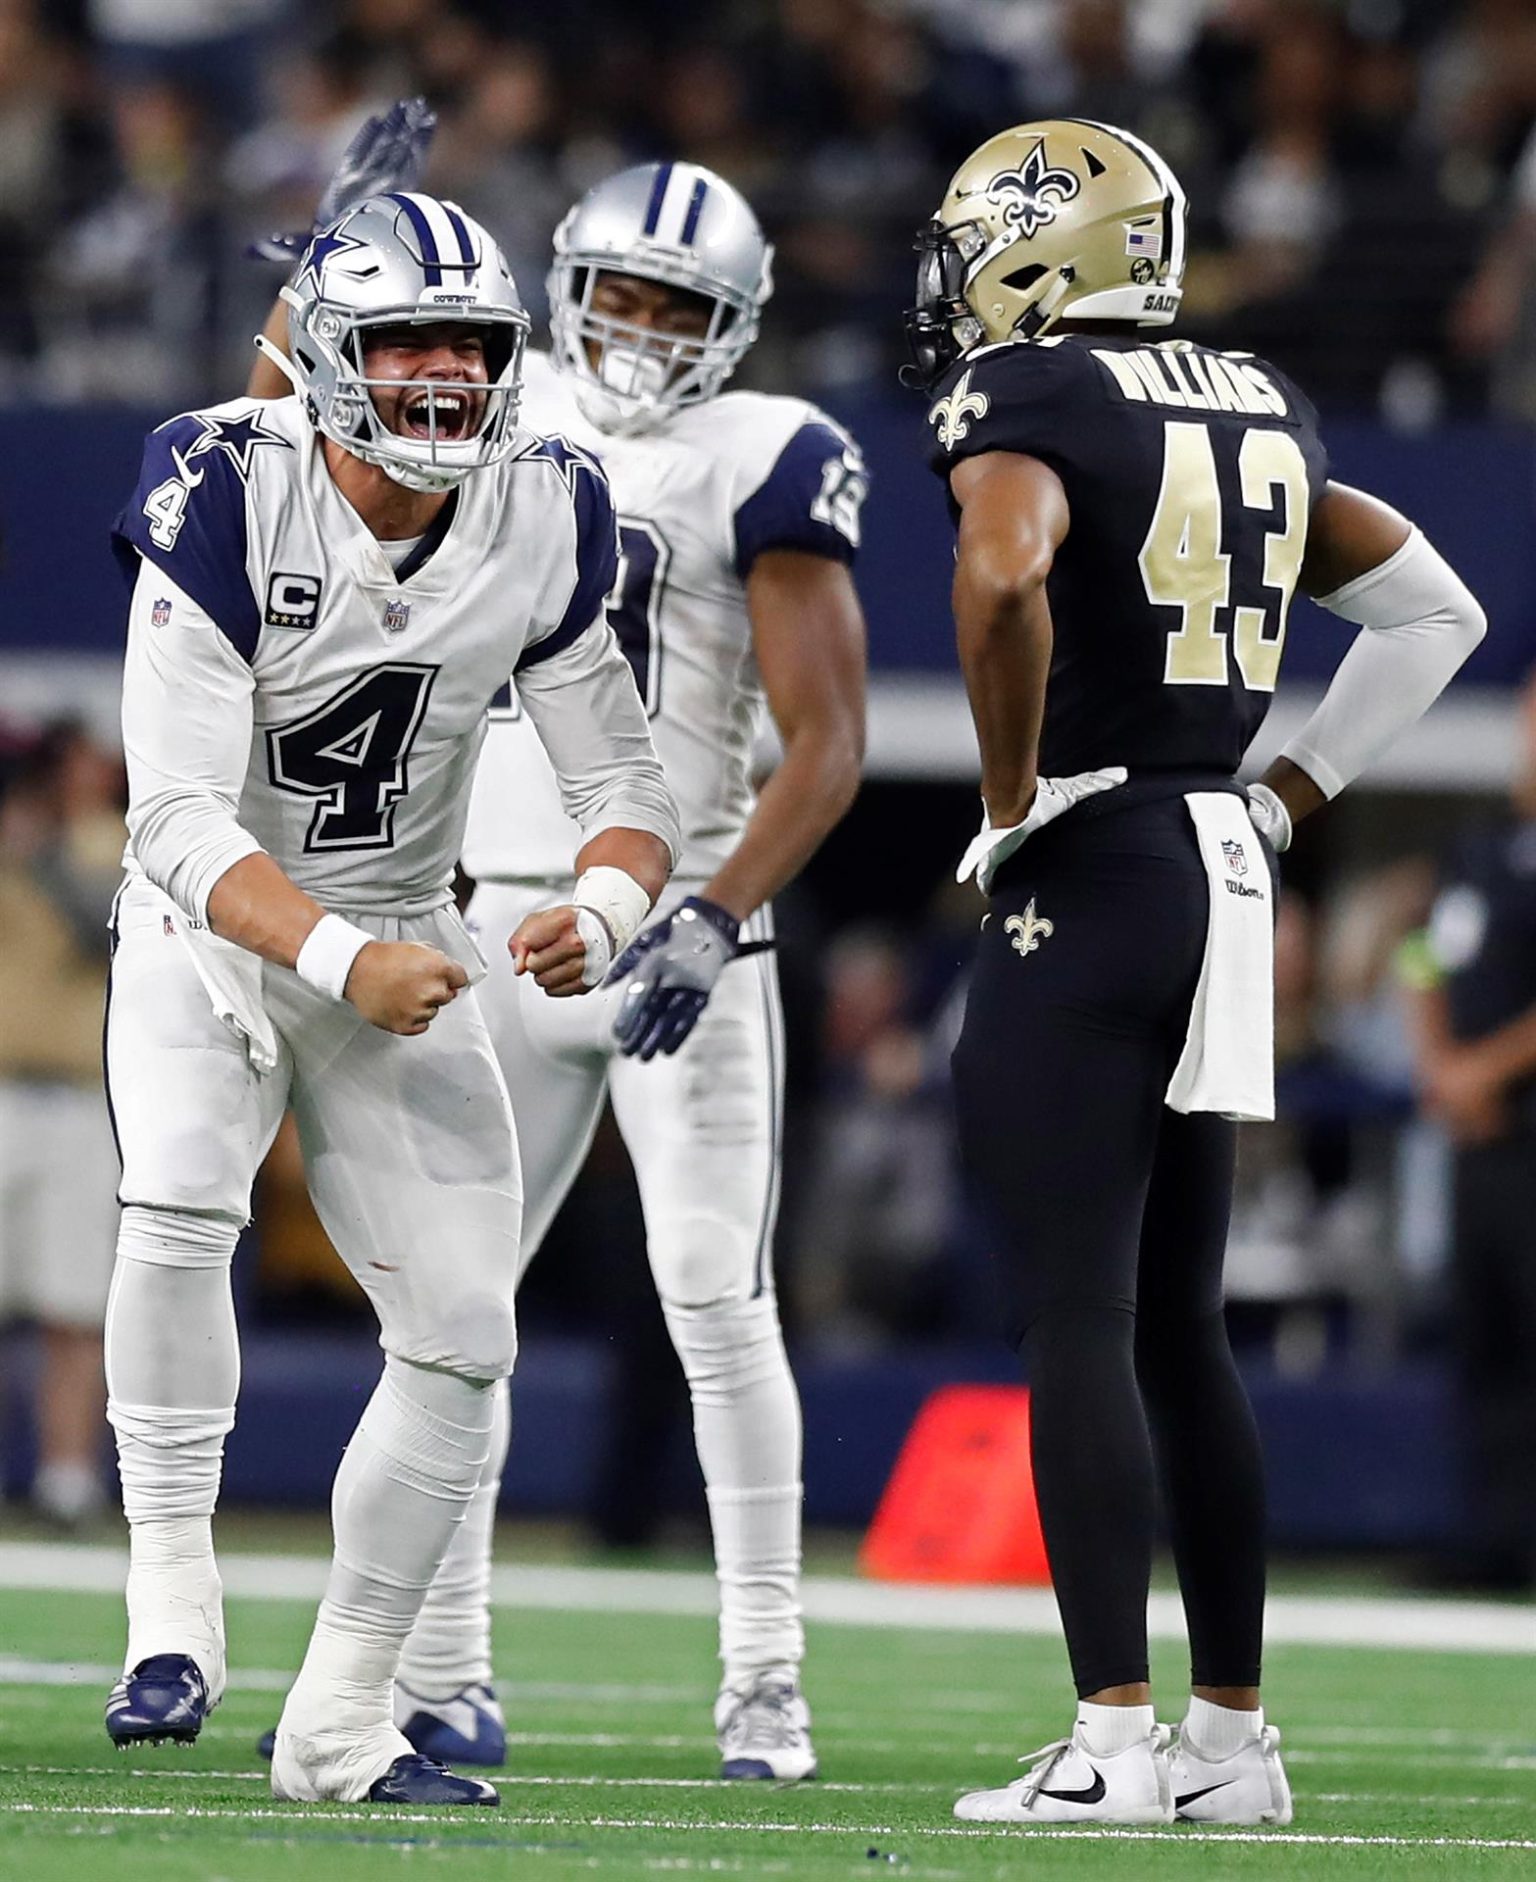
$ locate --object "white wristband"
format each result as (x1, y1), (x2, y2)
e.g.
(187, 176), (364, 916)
(572, 865), (651, 955)
(295, 912), (372, 1002)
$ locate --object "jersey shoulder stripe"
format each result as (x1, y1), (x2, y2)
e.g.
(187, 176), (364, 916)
(732, 414), (868, 574)
(516, 433), (620, 671)
(111, 399), (291, 663)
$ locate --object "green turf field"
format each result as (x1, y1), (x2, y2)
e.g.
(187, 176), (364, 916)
(1, 1548), (1532, 1881)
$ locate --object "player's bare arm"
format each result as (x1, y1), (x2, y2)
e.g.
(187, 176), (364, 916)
(699, 549), (865, 923)
(1248, 481), (1484, 851)
(948, 450), (1070, 827)
(203, 856), (466, 1037)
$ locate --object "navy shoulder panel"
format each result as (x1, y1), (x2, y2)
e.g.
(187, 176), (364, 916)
(733, 419), (867, 577)
(517, 435), (621, 672)
(923, 340), (1093, 481)
(110, 407), (291, 662)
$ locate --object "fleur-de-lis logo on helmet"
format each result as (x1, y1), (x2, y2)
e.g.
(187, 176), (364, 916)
(985, 139), (1081, 240)
(928, 368), (990, 450)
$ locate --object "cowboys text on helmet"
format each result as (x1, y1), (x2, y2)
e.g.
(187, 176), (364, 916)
(548, 161), (773, 435)
(905, 120), (1188, 386)
(264, 192), (532, 493)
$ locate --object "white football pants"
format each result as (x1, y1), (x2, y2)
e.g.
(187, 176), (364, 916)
(104, 875), (521, 1798)
(399, 880), (804, 1699)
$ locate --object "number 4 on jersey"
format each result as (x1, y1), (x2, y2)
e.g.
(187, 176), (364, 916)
(267, 663), (437, 851)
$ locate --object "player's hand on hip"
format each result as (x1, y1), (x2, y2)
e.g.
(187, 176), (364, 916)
(957, 767), (1128, 894)
(510, 904), (602, 998)
(606, 897), (741, 1061)
(345, 940), (467, 1035)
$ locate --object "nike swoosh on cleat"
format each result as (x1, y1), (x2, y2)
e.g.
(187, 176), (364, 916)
(1039, 1769), (1107, 1805)
(1177, 1781), (1235, 1807)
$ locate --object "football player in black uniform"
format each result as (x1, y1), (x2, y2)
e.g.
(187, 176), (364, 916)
(907, 120), (1486, 1827)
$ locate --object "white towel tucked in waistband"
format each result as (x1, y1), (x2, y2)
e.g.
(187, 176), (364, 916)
(153, 888), (281, 1078)
(1164, 791), (1275, 1123)
(149, 884), (488, 1080)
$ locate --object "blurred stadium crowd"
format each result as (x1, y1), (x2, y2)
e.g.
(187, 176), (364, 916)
(9, 0), (1536, 414)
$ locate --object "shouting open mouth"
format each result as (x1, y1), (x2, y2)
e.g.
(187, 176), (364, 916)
(397, 385), (482, 442)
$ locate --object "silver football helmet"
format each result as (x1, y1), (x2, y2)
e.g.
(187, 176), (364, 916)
(260, 192), (531, 492)
(548, 161), (773, 434)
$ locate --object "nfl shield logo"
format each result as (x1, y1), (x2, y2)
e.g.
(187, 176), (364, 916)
(383, 597), (410, 634)
(1222, 838), (1248, 876)
(151, 597), (172, 627)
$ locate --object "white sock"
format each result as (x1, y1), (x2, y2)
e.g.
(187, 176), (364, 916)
(105, 1207), (241, 1697)
(1183, 1695), (1264, 1760)
(397, 1376), (510, 1701)
(664, 1295), (804, 1690)
(1077, 1701), (1157, 1756)
(278, 1357), (494, 1793)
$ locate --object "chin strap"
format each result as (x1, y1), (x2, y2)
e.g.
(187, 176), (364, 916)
(251, 332), (306, 396)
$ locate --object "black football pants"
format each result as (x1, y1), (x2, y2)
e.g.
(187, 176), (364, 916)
(950, 785), (1268, 1697)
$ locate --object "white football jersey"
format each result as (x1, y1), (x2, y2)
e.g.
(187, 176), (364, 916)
(462, 352), (867, 886)
(114, 394), (674, 920)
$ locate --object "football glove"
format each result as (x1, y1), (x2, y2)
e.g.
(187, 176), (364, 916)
(956, 767), (1128, 894)
(247, 96), (439, 262)
(1245, 781), (1292, 853)
(607, 897), (741, 1061)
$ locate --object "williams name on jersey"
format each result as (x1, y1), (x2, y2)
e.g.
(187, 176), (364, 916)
(926, 334), (1329, 778)
(463, 353), (867, 889)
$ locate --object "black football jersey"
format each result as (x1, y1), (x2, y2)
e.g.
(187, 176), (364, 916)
(926, 334), (1329, 779)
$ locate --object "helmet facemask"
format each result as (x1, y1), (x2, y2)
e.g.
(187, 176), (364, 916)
(266, 193), (534, 493)
(549, 258), (759, 436)
(288, 296), (530, 493)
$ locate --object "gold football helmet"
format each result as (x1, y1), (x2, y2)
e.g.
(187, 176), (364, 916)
(904, 119), (1187, 386)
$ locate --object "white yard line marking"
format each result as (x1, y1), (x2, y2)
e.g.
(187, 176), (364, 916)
(2, 1542), (1531, 1654)
(2, 1802), (1535, 1849)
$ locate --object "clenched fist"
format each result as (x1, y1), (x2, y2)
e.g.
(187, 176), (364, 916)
(509, 904), (596, 997)
(345, 940), (467, 1034)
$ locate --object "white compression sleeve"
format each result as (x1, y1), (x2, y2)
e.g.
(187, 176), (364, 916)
(1280, 527), (1486, 799)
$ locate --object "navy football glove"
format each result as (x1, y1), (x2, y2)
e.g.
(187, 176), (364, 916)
(607, 897), (742, 1061)
(247, 96), (439, 262)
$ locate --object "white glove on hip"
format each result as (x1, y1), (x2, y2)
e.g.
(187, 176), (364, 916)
(956, 767), (1128, 894)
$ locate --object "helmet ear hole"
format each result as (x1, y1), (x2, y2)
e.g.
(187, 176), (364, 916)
(1000, 263), (1048, 293)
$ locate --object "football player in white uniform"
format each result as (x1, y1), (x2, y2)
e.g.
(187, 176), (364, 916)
(105, 190), (679, 1809)
(248, 146), (868, 1780)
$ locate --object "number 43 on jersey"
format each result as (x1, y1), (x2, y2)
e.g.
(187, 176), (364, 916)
(1141, 420), (1309, 694)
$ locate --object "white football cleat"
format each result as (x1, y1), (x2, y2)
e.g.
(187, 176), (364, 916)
(954, 1723), (1174, 1824)
(1170, 1723), (1293, 1824)
(715, 1678), (818, 1781)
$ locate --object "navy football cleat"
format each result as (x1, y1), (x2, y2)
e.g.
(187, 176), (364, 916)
(257, 1683), (506, 1768)
(367, 1753), (499, 1806)
(395, 1682), (506, 1767)
(106, 1654), (210, 1747)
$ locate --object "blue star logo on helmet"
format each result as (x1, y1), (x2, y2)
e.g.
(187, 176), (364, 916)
(186, 409), (292, 480)
(295, 224), (369, 296)
(985, 139), (1081, 240)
